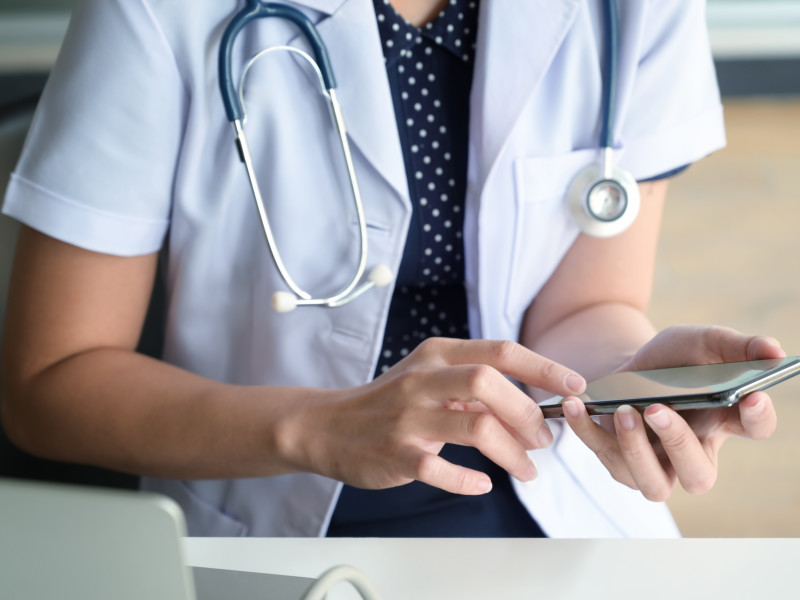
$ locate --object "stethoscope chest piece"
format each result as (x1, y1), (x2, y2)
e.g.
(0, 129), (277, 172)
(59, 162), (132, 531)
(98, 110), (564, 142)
(567, 162), (640, 238)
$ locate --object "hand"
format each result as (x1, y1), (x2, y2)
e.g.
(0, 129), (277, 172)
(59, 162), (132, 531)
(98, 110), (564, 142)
(283, 338), (586, 495)
(562, 325), (783, 501)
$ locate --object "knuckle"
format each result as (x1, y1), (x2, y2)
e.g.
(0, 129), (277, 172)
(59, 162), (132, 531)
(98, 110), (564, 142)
(683, 472), (717, 496)
(518, 398), (543, 427)
(489, 339), (518, 363)
(465, 412), (496, 441)
(413, 452), (440, 482)
(641, 484), (672, 503)
(660, 428), (695, 453)
(464, 364), (497, 397)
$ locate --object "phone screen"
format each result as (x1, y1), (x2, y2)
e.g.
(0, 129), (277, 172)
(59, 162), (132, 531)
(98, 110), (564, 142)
(539, 356), (800, 418)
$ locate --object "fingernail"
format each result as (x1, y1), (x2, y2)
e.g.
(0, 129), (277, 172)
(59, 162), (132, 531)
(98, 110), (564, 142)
(475, 479), (493, 494)
(644, 406), (671, 430)
(522, 462), (538, 482)
(565, 374), (586, 394)
(617, 405), (636, 431)
(537, 425), (554, 447)
(563, 399), (580, 419)
(747, 396), (766, 415)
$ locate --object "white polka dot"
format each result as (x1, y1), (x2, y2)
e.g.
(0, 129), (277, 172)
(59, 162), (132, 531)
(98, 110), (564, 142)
(398, 65), (405, 73)
(428, 73), (436, 81)
(433, 100), (441, 108)
(416, 62), (423, 70)
(427, 114), (435, 122)
(423, 223), (432, 232)
(406, 118), (414, 126)
(432, 140), (440, 149)
(400, 348), (409, 357)
(448, 179), (456, 187)
(386, 40), (394, 47)
(414, 102), (422, 111)
(425, 47), (432, 55)
(440, 125), (447, 134)
(424, 248), (432, 256)
(441, 193), (448, 201)
(434, 234), (443, 242)
(415, 171), (423, 179)
(435, 166), (443, 175)
(402, 92), (409, 100)
(427, 182), (436, 191)
(408, 76), (416, 85)
(419, 129), (427, 137)
(435, 36), (443, 44)
(444, 220), (452, 228)
(432, 208), (440, 217)
(420, 197), (428, 206)
(444, 152), (452, 160)
(423, 156), (431, 164)
(421, 88), (429, 96)
(455, 39), (462, 47)
(383, 349), (393, 358)
(392, 23), (399, 31)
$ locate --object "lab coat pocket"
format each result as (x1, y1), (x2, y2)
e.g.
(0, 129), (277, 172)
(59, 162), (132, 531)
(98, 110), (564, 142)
(141, 479), (249, 537)
(504, 150), (594, 325)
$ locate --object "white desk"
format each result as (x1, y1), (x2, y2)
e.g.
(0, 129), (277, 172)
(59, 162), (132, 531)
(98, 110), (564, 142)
(185, 537), (799, 600)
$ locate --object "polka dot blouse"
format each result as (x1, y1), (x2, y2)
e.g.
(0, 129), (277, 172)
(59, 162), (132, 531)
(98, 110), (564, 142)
(373, 0), (479, 377)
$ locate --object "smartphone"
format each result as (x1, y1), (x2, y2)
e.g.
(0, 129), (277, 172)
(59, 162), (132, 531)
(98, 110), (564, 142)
(539, 356), (800, 419)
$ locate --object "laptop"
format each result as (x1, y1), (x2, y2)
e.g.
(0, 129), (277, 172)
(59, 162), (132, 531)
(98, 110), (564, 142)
(0, 479), (316, 600)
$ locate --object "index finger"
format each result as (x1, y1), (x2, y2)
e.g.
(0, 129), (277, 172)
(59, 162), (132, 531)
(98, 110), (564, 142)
(424, 338), (586, 397)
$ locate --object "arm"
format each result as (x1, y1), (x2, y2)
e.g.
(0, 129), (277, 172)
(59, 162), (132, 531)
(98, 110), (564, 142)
(521, 179), (667, 384)
(0, 227), (585, 492)
(520, 180), (780, 501)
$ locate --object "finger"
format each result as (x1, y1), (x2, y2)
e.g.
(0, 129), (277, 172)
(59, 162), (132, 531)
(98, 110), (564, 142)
(423, 338), (586, 397)
(745, 336), (785, 361)
(614, 405), (675, 501)
(738, 392), (777, 440)
(643, 404), (717, 495)
(426, 363), (555, 450)
(409, 451), (493, 495)
(421, 408), (538, 482)
(562, 398), (637, 489)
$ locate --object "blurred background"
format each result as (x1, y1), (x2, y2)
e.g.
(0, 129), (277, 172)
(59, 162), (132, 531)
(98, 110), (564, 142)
(1, 0), (799, 536)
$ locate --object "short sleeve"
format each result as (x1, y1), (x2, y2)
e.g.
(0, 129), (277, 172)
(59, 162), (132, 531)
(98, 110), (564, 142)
(616, 0), (726, 180)
(1, 0), (186, 256)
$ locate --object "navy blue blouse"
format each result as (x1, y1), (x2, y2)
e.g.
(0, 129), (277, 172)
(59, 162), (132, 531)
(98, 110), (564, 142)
(327, 0), (545, 538)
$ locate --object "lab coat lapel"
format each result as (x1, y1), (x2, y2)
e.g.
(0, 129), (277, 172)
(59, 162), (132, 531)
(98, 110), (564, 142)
(291, 0), (409, 202)
(472, 0), (580, 186)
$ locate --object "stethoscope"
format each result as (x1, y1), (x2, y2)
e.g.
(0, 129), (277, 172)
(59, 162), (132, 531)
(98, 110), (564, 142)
(218, 0), (635, 313)
(218, 1), (392, 313)
(566, 0), (640, 238)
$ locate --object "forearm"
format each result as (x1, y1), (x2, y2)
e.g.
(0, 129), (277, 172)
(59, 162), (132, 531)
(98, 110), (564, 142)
(2, 348), (326, 480)
(522, 302), (656, 389)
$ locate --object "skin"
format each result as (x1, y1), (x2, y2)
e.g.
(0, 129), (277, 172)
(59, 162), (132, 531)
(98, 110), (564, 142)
(0, 0), (780, 503)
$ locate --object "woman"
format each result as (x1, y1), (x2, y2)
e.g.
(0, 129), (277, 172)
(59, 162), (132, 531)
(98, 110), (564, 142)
(0, 0), (781, 537)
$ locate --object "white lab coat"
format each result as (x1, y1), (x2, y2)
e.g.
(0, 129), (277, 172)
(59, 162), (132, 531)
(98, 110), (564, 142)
(3, 0), (725, 537)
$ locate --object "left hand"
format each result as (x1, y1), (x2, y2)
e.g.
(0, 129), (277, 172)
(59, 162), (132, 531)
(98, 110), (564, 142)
(562, 325), (784, 501)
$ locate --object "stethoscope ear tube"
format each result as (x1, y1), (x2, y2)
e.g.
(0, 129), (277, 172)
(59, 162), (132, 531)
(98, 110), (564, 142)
(219, 1), (337, 123)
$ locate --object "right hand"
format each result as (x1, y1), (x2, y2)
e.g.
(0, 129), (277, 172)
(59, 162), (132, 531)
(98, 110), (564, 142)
(280, 338), (585, 495)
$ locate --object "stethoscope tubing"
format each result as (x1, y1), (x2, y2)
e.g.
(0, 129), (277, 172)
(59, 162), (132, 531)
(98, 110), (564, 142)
(219, 0), (377, 309)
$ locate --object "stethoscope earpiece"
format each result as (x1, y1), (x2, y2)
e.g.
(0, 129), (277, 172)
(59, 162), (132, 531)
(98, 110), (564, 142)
(271, 264), (393, 313)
